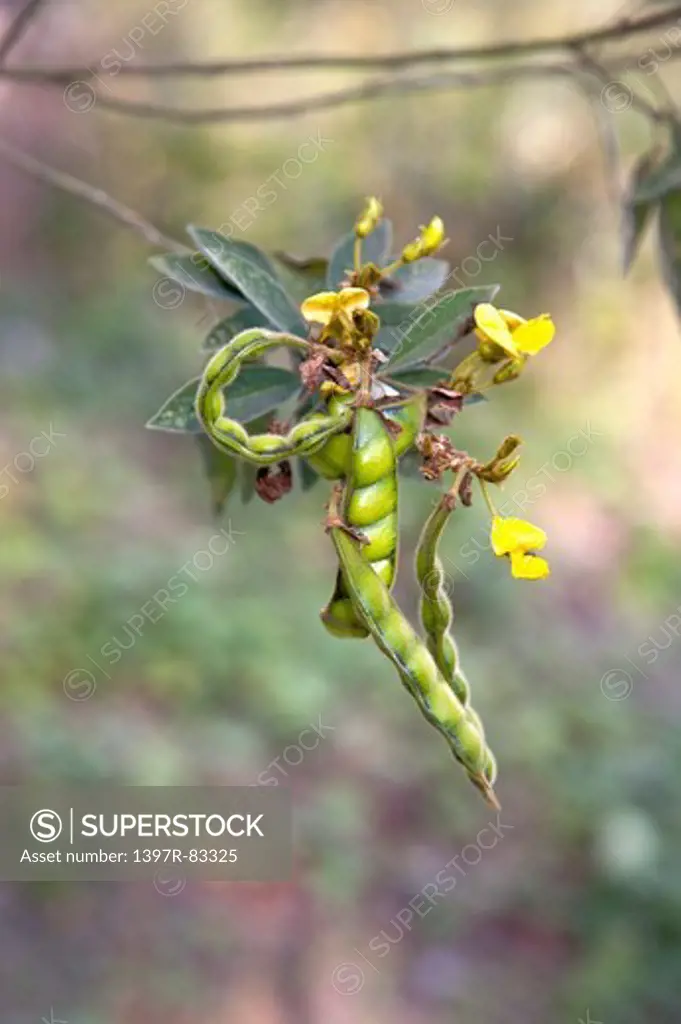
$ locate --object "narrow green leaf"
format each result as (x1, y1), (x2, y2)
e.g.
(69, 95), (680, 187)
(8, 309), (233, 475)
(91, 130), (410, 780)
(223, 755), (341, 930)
(385, 285), (500, 371)
(149, 252), (244, 303)
(380, 258), (449, 303)
(196, 435), (238, 518)
(624, 152), (661, 272)
(202, 306), (271, 352)
(240, 462), (258, 505)
(658, 188), (681, 314)
(327, 220), (393, 288)
(187, 226), (306, 334)
(299, 460), (321, 491)
(633, 147), (681, 203)
(146, 366), (301, 434)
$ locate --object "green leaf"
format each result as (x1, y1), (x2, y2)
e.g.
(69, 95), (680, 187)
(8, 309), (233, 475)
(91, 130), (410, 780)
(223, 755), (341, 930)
(240, 462), (258, 505)
(327, 220), (393, 288)
(149, 252), (245, 303)
(299, 460), (321, 491)
(196, 435), (238, 518)
(373, 301), (424, 327)
(202, 306), (271, 352)
(385, 285), (500, 371)
(658, 188), (681, 314)
(387, 367), (447, 388)
(624, 152), (661, 272)
(146, 366), (301, 434)
(633, 147), (681, 203)
(187, 227), (306, 334)
(272, 253), (329, 303)
(380, 258), (449, 303)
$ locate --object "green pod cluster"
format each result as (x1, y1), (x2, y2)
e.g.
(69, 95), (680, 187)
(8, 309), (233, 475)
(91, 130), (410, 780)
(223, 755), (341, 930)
(305, 392), (426, 481)
(321, 407), (399, 639)
(328, 490), (499, 808)
(314, 394), (426, 639)
(196, 328), (352, 465)
(415, 494), (497, 786)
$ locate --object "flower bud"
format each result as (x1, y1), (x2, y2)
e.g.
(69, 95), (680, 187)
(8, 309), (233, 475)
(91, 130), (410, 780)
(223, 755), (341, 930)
(355, 196), (383, 239)
(401, 216), (446, 262)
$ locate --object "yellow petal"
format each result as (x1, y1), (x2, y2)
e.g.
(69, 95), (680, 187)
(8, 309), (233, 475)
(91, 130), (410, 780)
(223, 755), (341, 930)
(491, 516), (547, 556)
(337, 287), (370, 315)
(301, 291), (340, 325)
(474, 303), (518, 357)
(499, 308), (526, 331)
(511, 314), (555, 355)
(510, 551), (551, 580)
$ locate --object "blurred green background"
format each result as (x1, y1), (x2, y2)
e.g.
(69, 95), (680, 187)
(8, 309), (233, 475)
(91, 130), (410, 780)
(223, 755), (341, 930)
(2, 0), (681, 1022)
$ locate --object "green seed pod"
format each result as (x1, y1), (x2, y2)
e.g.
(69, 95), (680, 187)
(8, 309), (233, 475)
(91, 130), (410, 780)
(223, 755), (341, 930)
(321, 407), (399, 639)
(327, 488), (499, 808)
(305, 392), (426, 481)
(197, 329), (352, 465)
(415, 493), (497, 786)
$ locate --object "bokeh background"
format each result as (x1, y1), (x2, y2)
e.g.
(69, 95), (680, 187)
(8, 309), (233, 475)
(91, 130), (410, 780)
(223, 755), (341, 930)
(1, 0), (681, 1022)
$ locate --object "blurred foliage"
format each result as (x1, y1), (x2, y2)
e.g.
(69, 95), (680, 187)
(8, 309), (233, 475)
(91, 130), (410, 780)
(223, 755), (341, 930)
(1, 0), (681, 1023)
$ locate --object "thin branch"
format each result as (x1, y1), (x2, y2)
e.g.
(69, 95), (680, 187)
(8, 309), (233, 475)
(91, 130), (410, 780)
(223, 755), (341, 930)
(18, 56), (680, 127)
(572, 52), (626, 209)
(0, 0), (47, 66)
(0, 3), (680, 82)
(572, 44), (679, 125)
(0, 137), (182, 250)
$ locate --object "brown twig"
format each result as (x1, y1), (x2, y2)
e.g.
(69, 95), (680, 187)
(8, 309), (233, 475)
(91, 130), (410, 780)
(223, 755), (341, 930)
(0, 0), (47, 66)
(0, 137), (182, 250)
(1, 4), (680, 80)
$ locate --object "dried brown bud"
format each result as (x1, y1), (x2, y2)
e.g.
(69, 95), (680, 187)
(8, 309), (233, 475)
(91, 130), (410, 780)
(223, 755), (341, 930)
(426, 386), (465, 427)
(299, 349), (327, 392)
(255, 461), (293, 504)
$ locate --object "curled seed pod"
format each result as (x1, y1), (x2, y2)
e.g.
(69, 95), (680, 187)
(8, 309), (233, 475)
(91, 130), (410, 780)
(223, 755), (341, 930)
(197, 329), (352, 465)
(327, 488), (499, 808)
(321, 406), (398, 640)
(415, 492), (497, 786)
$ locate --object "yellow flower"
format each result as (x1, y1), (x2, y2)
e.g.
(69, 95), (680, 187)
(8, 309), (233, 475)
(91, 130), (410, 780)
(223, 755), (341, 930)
(355, 197), (383, 239)
(402, 216), (446, 263)
(301, 288), (370, 326)
(474, 303), (555, 361)
(491, 515), (550, 581)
